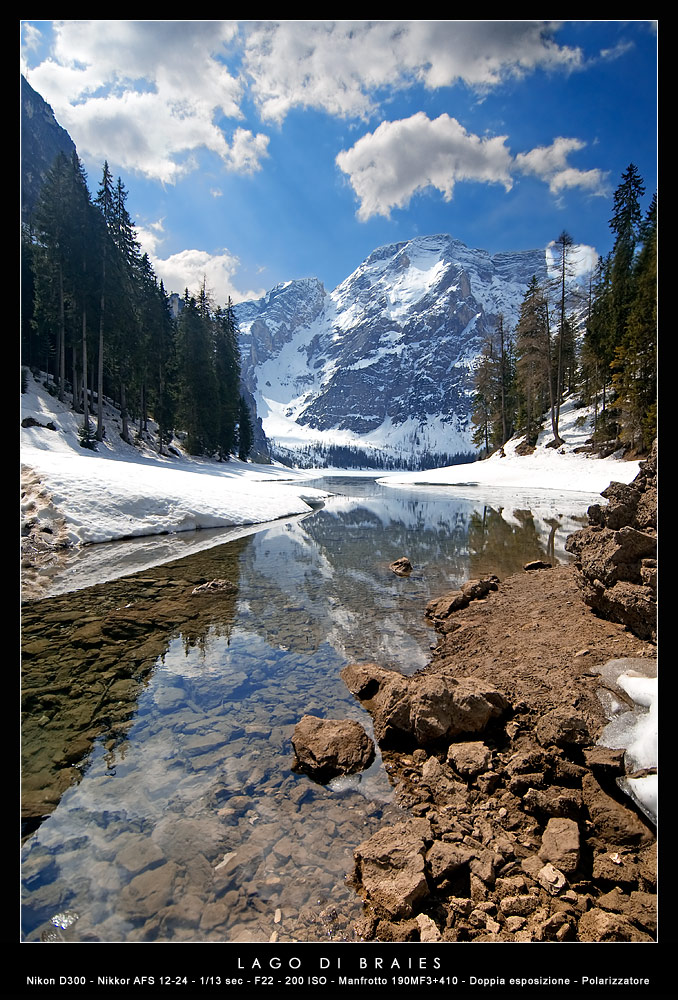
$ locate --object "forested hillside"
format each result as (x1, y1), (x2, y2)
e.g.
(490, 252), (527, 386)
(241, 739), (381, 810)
(21, 152), (255, 462)
(470, 165), (657, 460)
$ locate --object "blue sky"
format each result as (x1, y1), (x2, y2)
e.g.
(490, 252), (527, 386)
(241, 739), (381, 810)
(21, 20), (658, 305)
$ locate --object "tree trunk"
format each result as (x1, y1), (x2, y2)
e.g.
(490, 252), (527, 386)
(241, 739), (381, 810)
(58, 263), (66, 402)
(544, 304), (564, 446)
(121, 380), (130, 443)
(81, 305), (89, 431)
(97, 256), (105, 441)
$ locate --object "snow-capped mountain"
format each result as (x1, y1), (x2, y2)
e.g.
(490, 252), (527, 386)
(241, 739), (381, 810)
(235, 234), (549, 467)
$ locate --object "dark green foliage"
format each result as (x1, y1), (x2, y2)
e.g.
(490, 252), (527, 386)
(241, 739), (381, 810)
(581, 167), (656, 453)
(24, 158), (245, 462)
(471, 316), (517, 456)
(214, 299), (241, 460)
(237, 395), (254, 461)
(472, 164), (656, 458)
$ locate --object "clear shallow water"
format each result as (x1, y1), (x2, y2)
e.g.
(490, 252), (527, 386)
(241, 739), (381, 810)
(21, 477), (588, 942)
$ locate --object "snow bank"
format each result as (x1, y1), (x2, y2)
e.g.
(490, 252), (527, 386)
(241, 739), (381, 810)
(595, 658), (658, 825)
(20, 373), (329, 548)
(376, 397), (641, 497)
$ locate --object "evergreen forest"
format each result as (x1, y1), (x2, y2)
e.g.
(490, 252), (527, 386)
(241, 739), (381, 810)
(21, 153), (656, 468)
(21, 152), (254, 461)
(471, 164), (657, 459)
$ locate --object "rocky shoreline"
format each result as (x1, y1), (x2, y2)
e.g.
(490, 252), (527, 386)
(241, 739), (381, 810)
(293, 446), (658, 942)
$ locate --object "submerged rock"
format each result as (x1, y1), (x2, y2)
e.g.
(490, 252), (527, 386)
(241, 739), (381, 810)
(389, 557), (413, 577)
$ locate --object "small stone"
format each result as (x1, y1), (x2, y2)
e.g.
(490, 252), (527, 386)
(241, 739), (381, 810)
(538, 818), (580, 874)
(537, 863), (567, 895)
(416, 913), (441, 941)
(389, 557), (413, 577)
(447, 741), (491, 778)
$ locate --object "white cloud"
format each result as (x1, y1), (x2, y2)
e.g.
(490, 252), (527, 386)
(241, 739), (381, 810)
(149, 247), (264, 305)
(25, 20), (269, 183)
(243, 20), (583, 123)
(336, 112), (513, 220)
(338, 117), (612, 220)
(20, 21), (43, 56)
(546, 240), (600, 280)
(23, 20), (611, 218)
(515, 137), (609, 196)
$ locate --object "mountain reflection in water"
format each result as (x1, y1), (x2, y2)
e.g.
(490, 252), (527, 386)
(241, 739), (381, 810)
(21, 476), (589, 943)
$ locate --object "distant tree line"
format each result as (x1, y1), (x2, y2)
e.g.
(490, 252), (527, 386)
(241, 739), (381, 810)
(21, 151), (254, 461)
(271, 441), (476, 471)
(471, 164), (657, 458)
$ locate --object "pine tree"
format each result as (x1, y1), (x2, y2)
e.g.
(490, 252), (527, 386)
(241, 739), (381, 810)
(175, 291), (219, 455)
(470, 319), (517, 455)
(148, 280), (177, 455)
(237, 394), (254, 461)
(31, 152), (71, 400)
(93, 161), (116, 441)
(611, 194), (657, 451)
(608, 164), (646, 360)
(515, 276), (549, 446)
(68, 152), (99, 443)
(108, 176), (142, 443)
(214, 298), (242, 460)
(548, 230), (576, 445)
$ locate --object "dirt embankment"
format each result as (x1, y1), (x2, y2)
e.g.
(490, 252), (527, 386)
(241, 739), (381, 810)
(334, 447), (657, 943)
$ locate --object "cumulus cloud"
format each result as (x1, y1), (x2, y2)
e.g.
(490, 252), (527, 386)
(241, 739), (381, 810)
(338, 118), (613, 221)
(242, 20), (583, 123)
(336, 113), (513, 220)
(25, 20), (269, 183)
(149, 247), (265, 305)
(546, 240), (600, 280)
(23, 20), (586, 183)
(515, 137), (609, 196)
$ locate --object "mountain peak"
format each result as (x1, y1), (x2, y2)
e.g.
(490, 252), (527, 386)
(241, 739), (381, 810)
(235, 233), (550, 466)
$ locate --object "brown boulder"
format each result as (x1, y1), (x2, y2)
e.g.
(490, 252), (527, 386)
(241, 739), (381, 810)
(535, 708), (591, 750)
(364, 670), (509, 748)
(353, 818), (432, 918)
(565, 443), (657, 641)
(291, 715), (375, 782)
(581, 773), (655, 846)
(425, 576), (499, 621)
(343, 663), (510, 748)
(447, 741), (492, 778)
(578, 907), (653, 942)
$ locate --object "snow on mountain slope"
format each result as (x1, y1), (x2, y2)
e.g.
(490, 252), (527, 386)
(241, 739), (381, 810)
(235, 234), (550, 466)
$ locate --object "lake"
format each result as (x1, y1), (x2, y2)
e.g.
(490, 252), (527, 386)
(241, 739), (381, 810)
(20, 476), (591, 942)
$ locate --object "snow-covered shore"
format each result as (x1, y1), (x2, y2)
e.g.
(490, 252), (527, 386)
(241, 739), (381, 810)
(20, 373), (330, 550)
(21, 372), (645, 599)
(377, 396), (641, 497)
(22, 374), (641, 550)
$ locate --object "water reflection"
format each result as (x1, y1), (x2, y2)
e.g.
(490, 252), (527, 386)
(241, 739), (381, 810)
(21, 477), (589, 942)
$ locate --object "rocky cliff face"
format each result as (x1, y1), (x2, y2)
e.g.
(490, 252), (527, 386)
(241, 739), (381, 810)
(21, 75), (76, 224)
(235, 235), (549, 465)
